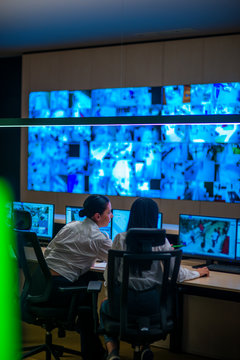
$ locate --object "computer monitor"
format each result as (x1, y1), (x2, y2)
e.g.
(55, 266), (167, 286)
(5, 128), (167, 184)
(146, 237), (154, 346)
(112, 209), (163, 240)
(236, 219), (240, 262)
(178, 214), (237, 263)
(12, 201), (55, 241)
(65, 205), (112, 238)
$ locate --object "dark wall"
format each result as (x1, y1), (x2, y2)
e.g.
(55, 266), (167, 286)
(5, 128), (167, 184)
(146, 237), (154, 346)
(0, 57), (22, 200)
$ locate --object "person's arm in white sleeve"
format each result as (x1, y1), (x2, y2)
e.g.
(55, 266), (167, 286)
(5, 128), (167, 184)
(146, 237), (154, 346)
(158, 238), (209, 282)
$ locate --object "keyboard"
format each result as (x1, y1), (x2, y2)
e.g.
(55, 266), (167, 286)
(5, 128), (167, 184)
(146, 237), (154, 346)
(207, 263), (240, 275)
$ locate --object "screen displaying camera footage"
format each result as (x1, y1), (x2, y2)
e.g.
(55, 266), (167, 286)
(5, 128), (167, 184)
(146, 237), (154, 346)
(13, 201), (54, 240)
(179, 214), (237, 261)
(28, 123), (240, 203)
(29, 82), (240, 119)
(112, 209), (162, 240)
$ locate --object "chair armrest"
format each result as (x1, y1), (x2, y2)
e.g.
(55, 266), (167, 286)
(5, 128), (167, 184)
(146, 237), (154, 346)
(87, 280), (102, 293)
(58, 286), (88, 293)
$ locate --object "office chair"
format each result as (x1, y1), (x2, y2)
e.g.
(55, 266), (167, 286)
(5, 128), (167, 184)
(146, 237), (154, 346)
(100, 228), (182, 360)
(14, 209), (102, 360)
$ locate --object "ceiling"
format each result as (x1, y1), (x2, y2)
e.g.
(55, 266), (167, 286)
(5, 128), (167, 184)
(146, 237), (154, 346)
(0, 0), (240, 58)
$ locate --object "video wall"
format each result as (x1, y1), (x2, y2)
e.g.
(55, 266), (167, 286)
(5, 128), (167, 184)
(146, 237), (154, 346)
(28, 123), (240, 202)
(27, 82), (240, 203)
(29, 82), (240, 118)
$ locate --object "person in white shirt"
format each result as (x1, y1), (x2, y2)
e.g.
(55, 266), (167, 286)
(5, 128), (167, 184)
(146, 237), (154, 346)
(101, 197), (209, 360)
(44, 194), (113, 360)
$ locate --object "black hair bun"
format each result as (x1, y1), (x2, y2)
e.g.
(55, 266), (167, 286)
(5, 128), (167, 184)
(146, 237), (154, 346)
(79, 209), (86, 217)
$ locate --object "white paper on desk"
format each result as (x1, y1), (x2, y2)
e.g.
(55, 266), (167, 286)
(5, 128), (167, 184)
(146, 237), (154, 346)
(93, 261), (107, 269)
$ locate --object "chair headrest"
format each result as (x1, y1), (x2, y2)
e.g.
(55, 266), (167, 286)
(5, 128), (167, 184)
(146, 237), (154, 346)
(13, 210), (32, 230)
(126, 228), (166, 253)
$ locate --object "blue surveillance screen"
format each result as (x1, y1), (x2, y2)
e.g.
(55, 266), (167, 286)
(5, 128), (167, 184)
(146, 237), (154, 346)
(28, 82), (240, 203)
(27, 123), (240, 202)
(112, 209), (162, 240)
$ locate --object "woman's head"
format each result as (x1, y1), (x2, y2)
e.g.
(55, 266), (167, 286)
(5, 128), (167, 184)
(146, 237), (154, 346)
(79, 194), (113, 227)
(127, 197), (159, 230)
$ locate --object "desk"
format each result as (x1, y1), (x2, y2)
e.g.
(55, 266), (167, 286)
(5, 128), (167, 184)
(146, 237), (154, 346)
(91, 259), (240, 359)
(172, 261), (240, 360)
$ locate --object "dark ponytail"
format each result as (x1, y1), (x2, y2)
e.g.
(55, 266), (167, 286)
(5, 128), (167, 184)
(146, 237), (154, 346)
(79, 194), (110, 219)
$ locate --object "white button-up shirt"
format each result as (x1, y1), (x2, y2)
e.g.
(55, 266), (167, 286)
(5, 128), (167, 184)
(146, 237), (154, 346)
(45, 217), (112, 282)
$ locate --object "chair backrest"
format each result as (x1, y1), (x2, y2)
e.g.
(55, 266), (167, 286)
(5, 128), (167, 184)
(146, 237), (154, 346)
(14, 210), (52, 308)
(107, 228), (182, 344)
(13, 209), (32, 230)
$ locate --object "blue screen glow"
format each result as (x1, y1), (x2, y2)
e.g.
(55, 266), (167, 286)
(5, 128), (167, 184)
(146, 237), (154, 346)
(28, 124), (240, 202)
(29, 82), (240, 118)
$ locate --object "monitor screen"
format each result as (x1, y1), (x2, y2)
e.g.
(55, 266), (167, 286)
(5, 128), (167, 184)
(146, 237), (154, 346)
(236, 220), (240, 261)
(112, 209), (162, 240)
(13, 201), (54, 241)
(179, 214), (237, 261)
(65, 205), (112, 239)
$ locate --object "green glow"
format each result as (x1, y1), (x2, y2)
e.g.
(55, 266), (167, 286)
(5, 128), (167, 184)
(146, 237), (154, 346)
(0, 179), (21, 359)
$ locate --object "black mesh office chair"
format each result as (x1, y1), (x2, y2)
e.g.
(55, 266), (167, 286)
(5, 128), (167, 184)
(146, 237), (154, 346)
(14, 209), (102, 360)
(100, 228), (182, 360)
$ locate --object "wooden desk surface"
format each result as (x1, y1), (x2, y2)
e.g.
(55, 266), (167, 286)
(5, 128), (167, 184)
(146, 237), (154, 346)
(181, 264), (240, 293)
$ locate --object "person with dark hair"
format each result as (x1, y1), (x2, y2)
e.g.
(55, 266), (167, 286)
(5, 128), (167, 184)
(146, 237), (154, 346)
(44, 194), (113, 360)
(101, 197), (209, 360)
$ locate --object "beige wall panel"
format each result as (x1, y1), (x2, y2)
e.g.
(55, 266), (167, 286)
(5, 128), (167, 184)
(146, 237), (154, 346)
(125, 42), (164, 86)
(89, 46), (127, 89)
(55, 49), (94, 90)
(199, 201), (240, 218)
(163, 38), (204, 85)
(156, 199), (200, 224)
(182, 295), (240, 360)
(202, 34), (240, 83)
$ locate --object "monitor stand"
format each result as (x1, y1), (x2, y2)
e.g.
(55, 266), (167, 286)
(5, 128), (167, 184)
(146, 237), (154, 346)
(192, 259), (213, 269)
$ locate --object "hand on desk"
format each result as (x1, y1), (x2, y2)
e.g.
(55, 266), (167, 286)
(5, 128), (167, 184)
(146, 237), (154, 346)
(196, 266), (210, 277)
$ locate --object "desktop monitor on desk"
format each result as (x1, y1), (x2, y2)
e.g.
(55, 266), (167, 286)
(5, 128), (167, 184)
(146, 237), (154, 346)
(178, 214), (237, 263)
(12, 201), (55, 242)
(112, 209), (162, 240)
(236, 219), (240, 262)
(65, 205), (112, 238)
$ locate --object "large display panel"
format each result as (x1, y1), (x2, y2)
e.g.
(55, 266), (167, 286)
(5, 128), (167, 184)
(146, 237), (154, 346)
(29, 82), (240, 118)
(12, 201), (55, 241)
(112, 209), (162, 240)
(27, 123), (240, 203)
(65, 205), (111, 238)
(236, 220), (240, 261)
(179, 214), (237, 262)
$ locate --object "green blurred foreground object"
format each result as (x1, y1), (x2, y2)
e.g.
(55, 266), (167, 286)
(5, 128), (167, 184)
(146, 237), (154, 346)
(0, 179), (21, 359)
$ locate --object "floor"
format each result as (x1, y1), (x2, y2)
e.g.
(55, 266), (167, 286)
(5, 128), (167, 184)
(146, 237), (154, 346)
(22, 322), (211, 360)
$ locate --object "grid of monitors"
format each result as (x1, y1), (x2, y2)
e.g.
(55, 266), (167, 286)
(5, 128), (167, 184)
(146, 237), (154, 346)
(112, 209), (162, 240)
(29, 82), (240, 118)
(12, 201), (55, 241)
(27, 123), (240, 202)
(178, 214), (237, 262)
(65, 205), (111, 238)
(236, 220), (240, 261)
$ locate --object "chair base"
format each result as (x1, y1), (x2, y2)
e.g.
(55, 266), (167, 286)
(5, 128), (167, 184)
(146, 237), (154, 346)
(23, 344), (83, 360)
